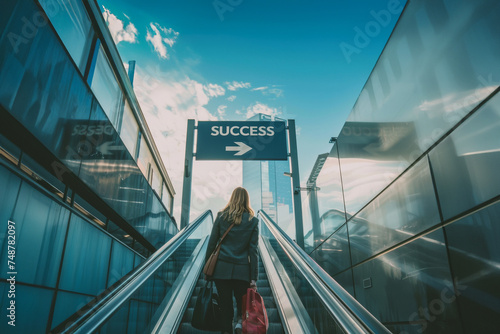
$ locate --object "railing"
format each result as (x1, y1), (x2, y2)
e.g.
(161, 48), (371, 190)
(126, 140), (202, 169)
(258, 210), (391, 334)
(53, 210), (213, 334)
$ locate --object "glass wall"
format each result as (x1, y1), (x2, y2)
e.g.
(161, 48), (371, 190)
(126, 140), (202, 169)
(0, 0), (177, 249)
(302, 0), (500, 332)
(338, 0), (500, 215)
(0, 164), (144, 333)
(39, 0), (94, 72)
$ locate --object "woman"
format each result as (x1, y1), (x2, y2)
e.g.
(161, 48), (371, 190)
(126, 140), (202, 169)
(205, 187), (259, 334)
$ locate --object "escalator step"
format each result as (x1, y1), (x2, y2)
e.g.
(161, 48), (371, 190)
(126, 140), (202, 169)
(182, 306), (281, 323)
(178, 322), (284, 334)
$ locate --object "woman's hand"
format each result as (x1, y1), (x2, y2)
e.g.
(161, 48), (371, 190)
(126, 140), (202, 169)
(250, 280), (257, 291)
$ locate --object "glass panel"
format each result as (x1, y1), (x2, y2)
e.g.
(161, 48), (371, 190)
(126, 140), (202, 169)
(333, 269), (355, 297)
(0, 182), (69, 287)
(108, 240), (135, 287)
(58, 214), (112, 295)
(39, 0), (94, 72)
(120, 99), (139, 157)
(161, 183), (172, 214)
(21, 153), (65, 194)
(352, 229), (462, 333)
(137, 136), (153, 179)
(311, 223), (351, 276)
(151, 163), (161, 196)
(445, 200), (500, 332)
(429, 92), (500, 220)
(261, 222), (344, 333)
(338, 0), (500, 214)
(0, 282), (54, 334)
(52, 290), (94, 330)
(348, 158), (440, 264)
(90, 45), (123, 129)
(0, 164), (22, 230)
(96, 214), (212, 333)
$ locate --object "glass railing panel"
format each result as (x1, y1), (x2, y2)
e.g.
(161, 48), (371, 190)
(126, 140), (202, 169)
(261, 222), (347, 334)
(53, 211), (213, 334)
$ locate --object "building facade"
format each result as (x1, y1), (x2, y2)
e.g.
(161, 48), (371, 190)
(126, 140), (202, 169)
(242, 113), (295, 235)
(303, 0), (500, 332)
(0, 0), (177, 332)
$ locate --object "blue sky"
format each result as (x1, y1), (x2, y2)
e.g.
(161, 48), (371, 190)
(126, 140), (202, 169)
(97, 0), (406, 220)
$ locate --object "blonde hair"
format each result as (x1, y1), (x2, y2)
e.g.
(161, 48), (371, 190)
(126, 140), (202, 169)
(221, 187), (254, 225)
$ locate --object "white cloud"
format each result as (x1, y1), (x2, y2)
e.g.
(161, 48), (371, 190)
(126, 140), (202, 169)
(251, 86), (268, 91)
(204, 83), (226, 98)
(102, 6), (138, 45)
(132, 66), (243, 221)
(146, 23), (179, 59)
(227, 95), (236, 102)
(217, 105), (227, 117)
(225, 81), (251, 91)
(251, 86), (283, 98)
(246, 102), (281, 119)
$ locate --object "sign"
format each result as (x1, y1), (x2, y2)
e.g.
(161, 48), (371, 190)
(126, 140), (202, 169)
(196, 121), (287, 160)
(59, 120), (126, 160)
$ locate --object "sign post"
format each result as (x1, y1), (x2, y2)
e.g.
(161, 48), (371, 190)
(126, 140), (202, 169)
(180, 119), (195, 229)
(288, 119), (304, 249)
(180, 119), (304, 248)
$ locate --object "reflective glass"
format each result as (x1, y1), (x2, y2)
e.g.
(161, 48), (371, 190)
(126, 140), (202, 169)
(352, 229), (461, 333)
(348, 158), (440, 264)
(58, 214), (112, 295)
(96, 214), (212, 333)
(161, 183), (172, 214)
(39, 0), (94, 71)
(311, 223), (351, 276)
(120, 99), (139, 157)
(52, 290), (94, 330)
(151, 162), (161, 196)
(333, 269), (354, 297)
(445, 200), (500, 332)
(108, 240), (135, 287)
(338, 0), (500, 214)
(0, 283), (54, 334)
(0, 165), (21, 232)
(0, 182), (69, 287)
(90, 45), (123, 129)
(137, 136), (153, 179)
(429, 92), (500, 220)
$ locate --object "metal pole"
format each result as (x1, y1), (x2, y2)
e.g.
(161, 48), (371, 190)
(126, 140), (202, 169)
(180, 119), (195, 229)
(288, 119), (304, 249)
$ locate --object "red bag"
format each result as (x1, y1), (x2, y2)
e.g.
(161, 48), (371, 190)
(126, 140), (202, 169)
(242, 288), (269, 334)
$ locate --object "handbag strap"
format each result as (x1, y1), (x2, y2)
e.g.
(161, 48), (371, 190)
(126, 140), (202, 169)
(214, 223), (235, 251)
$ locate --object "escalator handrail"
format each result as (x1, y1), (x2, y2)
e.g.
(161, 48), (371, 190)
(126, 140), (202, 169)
(58, 210), (213, 334)
(258, 210), (391, 334)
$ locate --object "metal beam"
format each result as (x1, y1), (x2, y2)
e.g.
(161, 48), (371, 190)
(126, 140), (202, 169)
(180, 119), (195, 229)
(288, 119), (304, 249)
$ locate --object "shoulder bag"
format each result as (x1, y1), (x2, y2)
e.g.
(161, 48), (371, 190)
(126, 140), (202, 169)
(203, 222), (235, 276)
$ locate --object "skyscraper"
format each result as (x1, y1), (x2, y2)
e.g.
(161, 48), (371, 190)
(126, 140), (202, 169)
(242, 113), (294, 236)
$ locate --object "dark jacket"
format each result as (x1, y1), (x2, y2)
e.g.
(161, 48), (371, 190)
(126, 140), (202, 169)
(205, 211), (259, 281)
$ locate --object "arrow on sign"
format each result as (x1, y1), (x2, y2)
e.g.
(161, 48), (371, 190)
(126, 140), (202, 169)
(96, 141), (125, 155)
(225, 142), (252, 156)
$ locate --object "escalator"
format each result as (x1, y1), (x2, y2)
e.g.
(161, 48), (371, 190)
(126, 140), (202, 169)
(52, 210), (391, 334)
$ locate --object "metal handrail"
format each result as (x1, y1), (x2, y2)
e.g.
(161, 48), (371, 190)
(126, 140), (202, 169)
(258, 210), (391, 334)
(56, 210), (213, 334)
